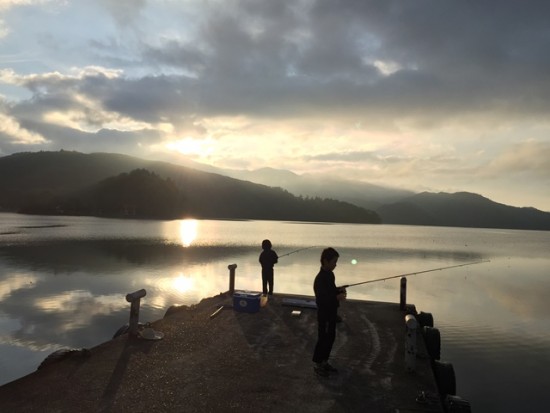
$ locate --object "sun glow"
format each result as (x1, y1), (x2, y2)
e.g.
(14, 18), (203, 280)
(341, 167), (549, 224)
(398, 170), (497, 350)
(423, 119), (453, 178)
(166, 137), (213, 156)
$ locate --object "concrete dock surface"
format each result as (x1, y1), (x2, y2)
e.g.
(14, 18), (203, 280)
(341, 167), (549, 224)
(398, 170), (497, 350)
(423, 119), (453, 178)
(0, 293), (445, 412)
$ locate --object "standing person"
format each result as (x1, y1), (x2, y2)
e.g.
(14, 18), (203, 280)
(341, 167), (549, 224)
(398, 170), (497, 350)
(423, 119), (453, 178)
(312, 247), (346, 376)
(259, 239), (278, 295)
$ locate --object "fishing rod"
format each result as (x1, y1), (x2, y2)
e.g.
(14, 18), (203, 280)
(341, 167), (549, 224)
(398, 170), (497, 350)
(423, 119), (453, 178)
(340, 260), (490, 288)
(278, 245), (317, 258)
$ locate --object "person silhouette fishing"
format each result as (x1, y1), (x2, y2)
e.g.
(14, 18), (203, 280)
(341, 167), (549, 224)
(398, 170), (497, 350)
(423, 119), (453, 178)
(312, 247), (347, 376)
(259, 239), (278, 295)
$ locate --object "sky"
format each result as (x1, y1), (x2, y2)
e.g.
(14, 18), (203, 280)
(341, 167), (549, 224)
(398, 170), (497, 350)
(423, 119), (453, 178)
(1, 0), (550, 212)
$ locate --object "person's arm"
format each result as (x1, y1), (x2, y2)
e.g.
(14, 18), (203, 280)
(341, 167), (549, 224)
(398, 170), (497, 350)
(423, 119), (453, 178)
(315, 273), (337, 306)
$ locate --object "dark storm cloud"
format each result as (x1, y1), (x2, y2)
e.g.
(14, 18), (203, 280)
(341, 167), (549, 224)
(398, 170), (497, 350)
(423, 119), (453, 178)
(130, 0), (550, 122)
(87, 75), (201, 125)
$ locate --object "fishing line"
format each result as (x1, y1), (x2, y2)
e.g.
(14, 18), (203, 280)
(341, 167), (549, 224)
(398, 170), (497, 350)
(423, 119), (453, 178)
(340, 260), (490, 288)
(278, 245), (317, 258)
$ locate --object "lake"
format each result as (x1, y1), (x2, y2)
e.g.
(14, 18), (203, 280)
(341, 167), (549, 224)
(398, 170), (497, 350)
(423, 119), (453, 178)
(0, 213), (549, 412)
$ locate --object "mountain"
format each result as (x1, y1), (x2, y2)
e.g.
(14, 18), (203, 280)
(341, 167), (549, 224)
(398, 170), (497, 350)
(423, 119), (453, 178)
(187, 166), (414, 210)
(2, 151), (549, 230)
(212, 164), (550, 231)
(0, 151), (380, 224)
(377, 192), (550, 230)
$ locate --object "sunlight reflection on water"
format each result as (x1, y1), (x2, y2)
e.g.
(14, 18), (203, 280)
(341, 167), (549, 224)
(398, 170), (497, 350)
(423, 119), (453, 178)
(178, 219), (198, 247)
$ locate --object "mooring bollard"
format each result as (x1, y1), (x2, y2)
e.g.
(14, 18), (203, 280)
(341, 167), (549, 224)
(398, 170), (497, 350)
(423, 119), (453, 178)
(126, 289), (146, 337)
(228, 264), (237, 294)
(400, 277), (407, 310)
(405, 313), (418, 372)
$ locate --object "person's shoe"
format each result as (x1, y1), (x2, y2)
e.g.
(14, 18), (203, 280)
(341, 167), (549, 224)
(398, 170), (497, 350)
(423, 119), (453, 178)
(314, 363), (329, 377)
(322, 361), (338, 373)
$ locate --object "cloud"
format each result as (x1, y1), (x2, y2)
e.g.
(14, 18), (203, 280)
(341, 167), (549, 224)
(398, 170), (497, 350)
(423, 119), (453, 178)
(0, 1), (64, 40)
(96, 0), (147, 27)
(0, 0), (56, 10)
(2, 67), (153, 130)
(0, 108), (48, 145)
(121, 0), (550, 128)
(5, 1), (550, 131)
(0, 19), (8, 38)
(306, 151), (379, 163)
(484, 141), (550, 179)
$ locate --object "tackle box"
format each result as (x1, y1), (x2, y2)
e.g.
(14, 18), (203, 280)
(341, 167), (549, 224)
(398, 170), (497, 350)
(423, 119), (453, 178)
(233, 291), (261, 313)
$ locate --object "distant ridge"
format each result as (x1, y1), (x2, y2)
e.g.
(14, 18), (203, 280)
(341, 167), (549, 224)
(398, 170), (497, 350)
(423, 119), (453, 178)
(377, 192), (550, 230)
(203, 160), (550, 231)
(1, 151), (549, 230)
(0, 151), (380, 224)
(218, 167), (414, 210)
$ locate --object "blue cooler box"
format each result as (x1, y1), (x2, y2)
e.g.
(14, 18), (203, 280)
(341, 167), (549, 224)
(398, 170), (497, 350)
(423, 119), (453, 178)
(233, 291), (261, 313)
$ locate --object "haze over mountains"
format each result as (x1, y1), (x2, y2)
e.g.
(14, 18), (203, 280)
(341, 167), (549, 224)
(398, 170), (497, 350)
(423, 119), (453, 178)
(1, 151), (549, 230)
(172, 156), (550, 231)
(221, 168), (415, 211)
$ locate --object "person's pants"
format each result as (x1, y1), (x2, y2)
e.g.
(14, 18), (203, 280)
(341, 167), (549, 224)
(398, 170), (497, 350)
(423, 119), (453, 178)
(312, 310), (336, 363)
(262, 269), (274, 294)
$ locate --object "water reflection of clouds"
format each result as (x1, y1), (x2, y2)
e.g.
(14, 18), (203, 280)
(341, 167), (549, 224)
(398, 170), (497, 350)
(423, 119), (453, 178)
(35, 291), (126, 318)
(471, 258), (550, 322)
(0, 274), (136, 353)
(6, 290), (127, 347)
(365, 257), (550, 337)
(0, 272), (39, 300)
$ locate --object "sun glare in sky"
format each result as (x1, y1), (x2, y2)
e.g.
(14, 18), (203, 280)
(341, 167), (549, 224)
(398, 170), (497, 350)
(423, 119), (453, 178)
(166, 138), (213, 157)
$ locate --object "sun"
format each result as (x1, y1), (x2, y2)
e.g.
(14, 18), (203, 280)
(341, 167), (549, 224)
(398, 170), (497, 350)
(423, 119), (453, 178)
(166, 138), (212, 156)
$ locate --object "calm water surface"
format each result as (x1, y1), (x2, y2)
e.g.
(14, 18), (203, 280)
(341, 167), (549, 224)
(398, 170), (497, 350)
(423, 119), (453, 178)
(1, 213), (549, 412)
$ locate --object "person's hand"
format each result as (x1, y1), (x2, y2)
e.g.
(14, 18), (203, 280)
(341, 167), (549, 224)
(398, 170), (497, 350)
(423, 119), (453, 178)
(337, 290), (347, 301)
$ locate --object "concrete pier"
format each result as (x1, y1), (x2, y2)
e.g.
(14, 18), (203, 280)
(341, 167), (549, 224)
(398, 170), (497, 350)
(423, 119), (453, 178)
(0, 293), (444, 412)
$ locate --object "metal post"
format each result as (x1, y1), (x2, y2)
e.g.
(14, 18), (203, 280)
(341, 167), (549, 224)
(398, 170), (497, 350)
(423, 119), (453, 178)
(126, 289), (146, 337)
(228, 264), (237, 294)
(405, 314), (417, 372)
(400, 277), (407, 310)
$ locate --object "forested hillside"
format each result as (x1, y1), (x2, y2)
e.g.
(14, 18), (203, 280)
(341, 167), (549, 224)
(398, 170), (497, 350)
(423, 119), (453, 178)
(0, 151), (380, 224)
(377, 192), (550, 230)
